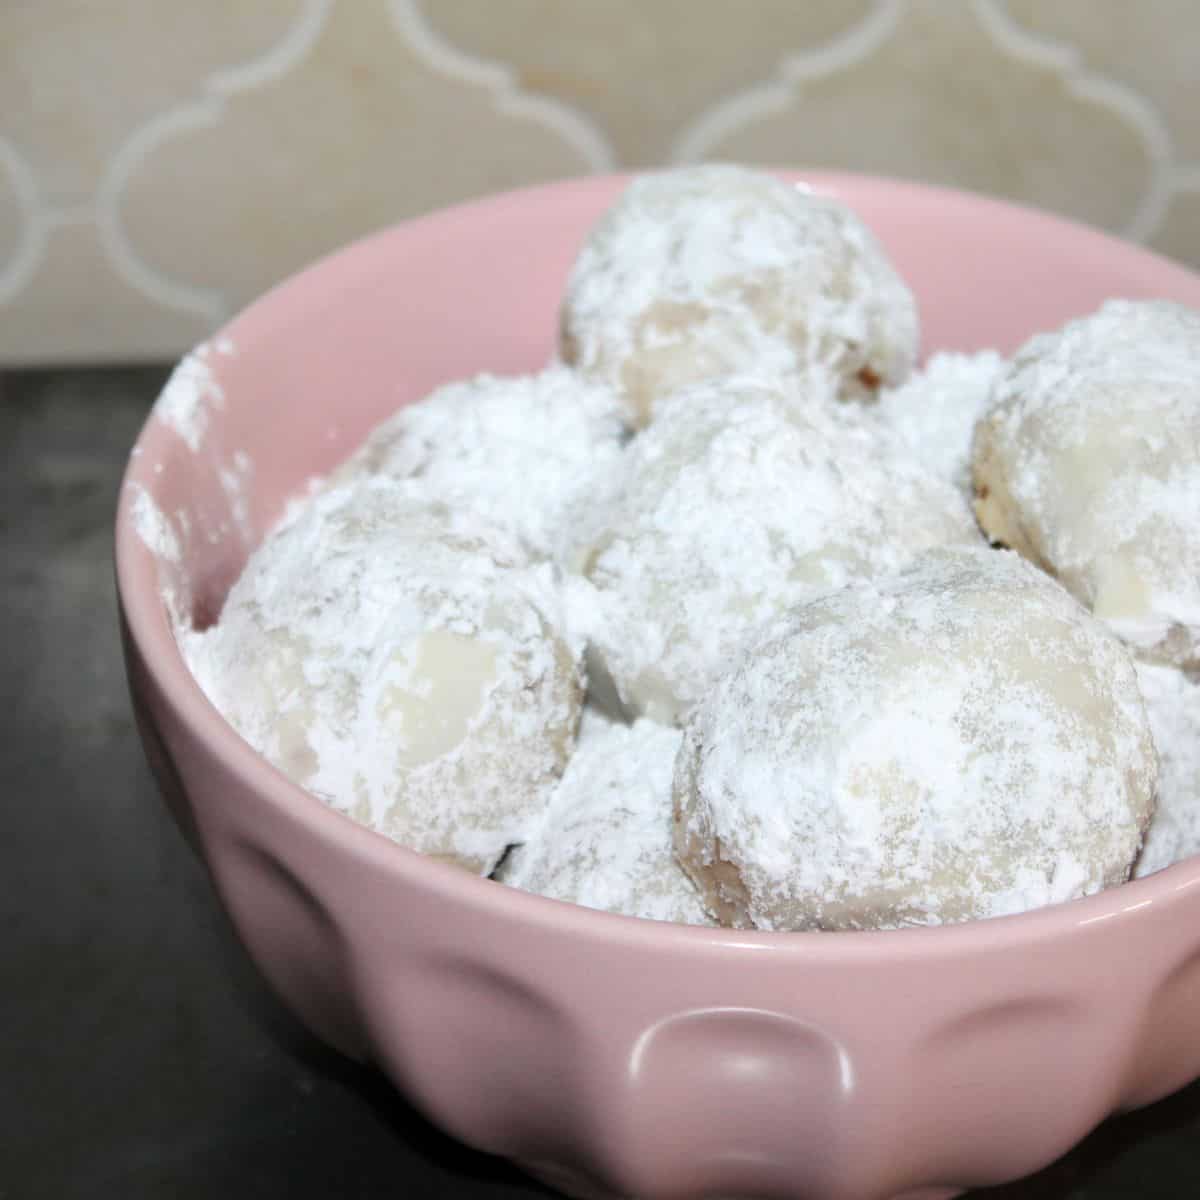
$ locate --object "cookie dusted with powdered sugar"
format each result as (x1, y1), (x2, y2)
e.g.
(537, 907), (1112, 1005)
(578, 376), (979, 726)
(560, 164), (918, 426)
(674, 547), (1157, 932)
(336, 366), (631, 564)
(182, 480), (582, 875)
(973, 300), (1200, 669)
(499, 715), (713, 925)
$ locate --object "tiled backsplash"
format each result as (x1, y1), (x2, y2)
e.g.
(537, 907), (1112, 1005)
(2, 0), (1197, 364)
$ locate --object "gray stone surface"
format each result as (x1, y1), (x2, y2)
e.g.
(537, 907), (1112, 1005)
(0, 368), (545, 1200)
(2, 366), (1199, 1199)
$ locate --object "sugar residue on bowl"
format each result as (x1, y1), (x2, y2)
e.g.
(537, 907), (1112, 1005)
(129, 483), (181, 564)
(155, 338), (234, 452)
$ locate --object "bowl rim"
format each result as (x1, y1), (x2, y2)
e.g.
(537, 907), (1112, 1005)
(115, 168), (1200, 963)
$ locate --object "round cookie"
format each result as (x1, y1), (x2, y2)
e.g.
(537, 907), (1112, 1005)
(183, 480), (583, 874)
(973, 299), (1200, 669)
(673, 547), (1157, 931)
(1134, 662), (1200, 878)
(499, 715), (712, 925)
(336, 366), (630, 563)
(580, 377), (979, 726)
(560, 164), (918, 426)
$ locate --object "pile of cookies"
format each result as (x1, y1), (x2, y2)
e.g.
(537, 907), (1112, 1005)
(180, 165), (1200, 931)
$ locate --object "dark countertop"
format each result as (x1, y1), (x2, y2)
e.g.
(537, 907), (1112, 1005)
(5, 366), (1200, 1200)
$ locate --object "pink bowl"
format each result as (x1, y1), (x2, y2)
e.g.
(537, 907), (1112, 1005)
(117, 173), (1200, 1200)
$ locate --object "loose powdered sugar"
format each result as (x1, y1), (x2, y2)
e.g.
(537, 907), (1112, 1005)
(129, 482), (191, 627)
(217, 448), (255, 548)
(1134, 661), (1200, 877)
(582, 375), (980, 725)
(335, 366), (631, 564)
(560, 164), (918, 425)
(130, 483), (182, 563)
(181, 479), (583, 874)
(674, 547), (1157, 931)
(155, 340), (229, 451)
(877, 350), (1006, 495)
(974, 300), (1200, 669)
(500, 715), (712, 925)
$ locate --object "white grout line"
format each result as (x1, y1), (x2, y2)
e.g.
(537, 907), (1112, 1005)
(387, 0), (616, 171)
(670, 0), (903, 164)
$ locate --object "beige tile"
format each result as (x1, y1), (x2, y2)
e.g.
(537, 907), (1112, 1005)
(1004, 0), (1199, 161)
(113, 0), (604, 317)
(0, 0), (305, 204)
(3, 0), (1194, 365)
(0, 219), (210, 364)
(1153, 189), (1200, 273)
(418, 0), (875, 166)
(679, 1), (1154, 236)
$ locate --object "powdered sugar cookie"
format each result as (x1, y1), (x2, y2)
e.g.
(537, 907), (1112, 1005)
(973, 300), (1200, 669)
(336, 366), (630, 563)
(1134, 662), (1200, 878)
(560, 164), (918, 426)
(183, 480), (583, 874)
(674, 547), (1157, 931)
(581, 377), (978, 725)
(500, 716), (712, 925)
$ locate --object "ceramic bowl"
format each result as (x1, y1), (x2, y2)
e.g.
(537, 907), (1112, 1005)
(116, 172), (1200, 1200)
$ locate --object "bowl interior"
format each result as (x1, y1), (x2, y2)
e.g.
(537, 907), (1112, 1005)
(116, 170), (1200, 947)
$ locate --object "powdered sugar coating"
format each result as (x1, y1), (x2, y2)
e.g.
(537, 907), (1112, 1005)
(560, 164), (918, 426)
(877, 350), (1006, 495)
(336, 366), (631, 563)
(973, 300), (1200, 668)
(583, 377), (979, 725)
(675, 547), (1157, 931)
(1134, 662), (1200, 877)
(182, 480), (582, 874)
(500, 716), (713, 925)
